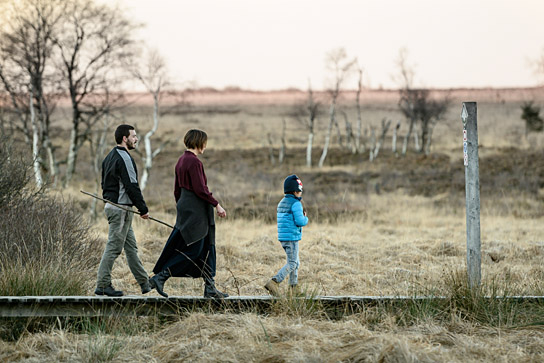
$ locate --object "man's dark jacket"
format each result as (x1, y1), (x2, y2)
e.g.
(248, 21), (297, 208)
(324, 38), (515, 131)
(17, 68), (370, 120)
(102, 146), (148, 215)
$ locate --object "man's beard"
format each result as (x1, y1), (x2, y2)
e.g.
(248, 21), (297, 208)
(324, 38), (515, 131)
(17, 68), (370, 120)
(126, 140), (136, 150)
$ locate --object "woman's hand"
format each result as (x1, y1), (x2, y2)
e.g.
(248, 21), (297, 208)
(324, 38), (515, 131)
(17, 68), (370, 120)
(216, 204), (227, 218)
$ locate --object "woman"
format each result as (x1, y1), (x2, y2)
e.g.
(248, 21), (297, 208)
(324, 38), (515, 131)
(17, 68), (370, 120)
(148, 129), (228, 298)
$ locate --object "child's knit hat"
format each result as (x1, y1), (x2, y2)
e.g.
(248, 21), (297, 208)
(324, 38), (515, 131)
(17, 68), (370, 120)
(284, 174), (303, 193)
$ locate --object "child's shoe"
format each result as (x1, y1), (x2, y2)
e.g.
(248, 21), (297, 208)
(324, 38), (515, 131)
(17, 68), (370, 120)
(264, 279), (280, 296)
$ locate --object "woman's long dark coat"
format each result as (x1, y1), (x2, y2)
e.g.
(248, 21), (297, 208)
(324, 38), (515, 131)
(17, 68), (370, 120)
(153, 189), (216, 278)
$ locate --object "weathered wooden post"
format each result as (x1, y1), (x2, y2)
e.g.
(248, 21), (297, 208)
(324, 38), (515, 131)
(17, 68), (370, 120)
(461, 102), (481, 288)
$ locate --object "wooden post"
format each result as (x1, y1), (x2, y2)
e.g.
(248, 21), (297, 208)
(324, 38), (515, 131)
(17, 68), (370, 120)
(462, 102), (481, 288)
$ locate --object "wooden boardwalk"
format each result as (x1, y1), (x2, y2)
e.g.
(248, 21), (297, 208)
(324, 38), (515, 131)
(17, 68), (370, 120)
(2, 295), (544, 318)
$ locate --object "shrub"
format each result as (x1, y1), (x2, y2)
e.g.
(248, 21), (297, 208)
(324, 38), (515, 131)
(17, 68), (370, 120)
(0, 137), (102, 296)
(0, 137), (30, 207)
(521, 101), (543, 135)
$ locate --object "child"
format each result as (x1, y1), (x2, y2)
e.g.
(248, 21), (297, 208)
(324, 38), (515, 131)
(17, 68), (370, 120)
(265, 174), (309, 296)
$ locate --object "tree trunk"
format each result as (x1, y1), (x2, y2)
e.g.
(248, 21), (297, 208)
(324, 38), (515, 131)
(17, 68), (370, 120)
(369, 128), (376, 162)
(402, 119), (415, 155)
(414, 128), (420, 152)
(306, 131), (313, 167)
(64, 95), (80, 186)
(44, 139), (58, 187)
(341, 111), (354, 153)
(424, 122), (435, 155)
(318, 100), (336, 168)
(278, 118), (286, 164)
(64, 126), (78, 185)
(420, 118), (429, 154)
(91, 114), (111, 221)
(29, 88), (42, 188)
(334, 116), (343, 147)
(355, 68), (364, 153)
(373, 119), (391, 160)
(141, 93), (160, 191)
(267, 133), (275, 165)
(392, 120), (401, 154)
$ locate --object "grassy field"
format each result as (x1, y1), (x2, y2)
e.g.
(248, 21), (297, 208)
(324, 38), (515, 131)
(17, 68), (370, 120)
(3, 87), (544, 361)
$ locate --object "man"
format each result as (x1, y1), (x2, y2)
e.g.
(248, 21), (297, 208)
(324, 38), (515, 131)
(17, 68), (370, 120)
(95, 124), (153, 297)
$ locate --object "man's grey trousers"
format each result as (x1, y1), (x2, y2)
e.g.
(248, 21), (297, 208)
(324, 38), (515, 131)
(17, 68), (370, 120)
(96, 205), (149, 289)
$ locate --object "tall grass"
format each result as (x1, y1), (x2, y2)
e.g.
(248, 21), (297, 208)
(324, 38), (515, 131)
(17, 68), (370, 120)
(0, 140), (102, 296)
(369, 269), (544, 329)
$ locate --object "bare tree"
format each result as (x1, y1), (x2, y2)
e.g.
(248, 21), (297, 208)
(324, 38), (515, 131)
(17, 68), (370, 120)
(304, 84), (319, 167)
(399, 88), (449, 154)
(368, 127), (376, 161)
(355, 65), (365, 153)
(89, 110), (113, 220)
(392, 120), (401, 155)
(0, 0), (62, 185)
(267, 133), (276, 165)
(340, 111), (356, 153)
(29, 86), (43, 188)
(369, 118), (391, 162)
(0, 0), (137, 186)
(521, 101), (543, 137)
(394, 48), (417, 155)
(535, 47), (544, 84)
(289, 81), (321, 167)
(278, 118), (286, 165)
(131, 48), (170, 190)
(318, 48), (356, 168)
(55, 0), (137, 186)
(395, 48), (449, 155)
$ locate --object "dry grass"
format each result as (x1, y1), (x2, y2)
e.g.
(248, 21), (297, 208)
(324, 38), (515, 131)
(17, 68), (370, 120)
(110, 192), (544, 299)
(3, 88), (544, 361)
(2, 313), (544, 362)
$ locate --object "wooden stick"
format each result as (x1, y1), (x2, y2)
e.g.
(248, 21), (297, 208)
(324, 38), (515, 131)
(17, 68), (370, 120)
(80, 190), (174, 229)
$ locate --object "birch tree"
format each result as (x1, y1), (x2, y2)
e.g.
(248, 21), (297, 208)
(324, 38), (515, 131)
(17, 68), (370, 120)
(396, 48), (449, 155)
(131, 48), (170, 190)
(55, 0), (137, 186)
(318, 48), (356, 168)
(289, 81), (320, 167)
(394, 48), (417, 155)
(89, 110), (112, 220)
(278, 118), (286, 165)
(355, 65), (365, 153)
(340, 111), (356, 154)
(0, 0), (62, 185)
(29, 86), (43, 188)
(304, 85), (318, 167)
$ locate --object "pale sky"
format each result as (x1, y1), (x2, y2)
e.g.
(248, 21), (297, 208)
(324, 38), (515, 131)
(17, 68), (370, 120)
(120, 0), (544, 90)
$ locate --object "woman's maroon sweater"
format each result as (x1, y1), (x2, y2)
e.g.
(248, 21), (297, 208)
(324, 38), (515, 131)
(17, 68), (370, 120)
(174, 150), (218, 206)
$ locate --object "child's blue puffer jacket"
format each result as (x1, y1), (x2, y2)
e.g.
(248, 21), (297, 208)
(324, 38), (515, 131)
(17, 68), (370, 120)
(277, 194), (308, 241)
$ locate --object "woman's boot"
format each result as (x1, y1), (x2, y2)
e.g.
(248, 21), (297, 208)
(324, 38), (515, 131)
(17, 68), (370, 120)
(149, 269), (171, 298)
(203, 278), (229, 299)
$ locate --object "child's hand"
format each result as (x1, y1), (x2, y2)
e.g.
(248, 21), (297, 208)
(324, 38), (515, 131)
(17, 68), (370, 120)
(303, 209), (307, 217)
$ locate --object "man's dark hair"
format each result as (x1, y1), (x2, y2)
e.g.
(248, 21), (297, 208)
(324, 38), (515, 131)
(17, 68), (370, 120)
(115, 124), (135, 144)
(184, 129), (208, 149)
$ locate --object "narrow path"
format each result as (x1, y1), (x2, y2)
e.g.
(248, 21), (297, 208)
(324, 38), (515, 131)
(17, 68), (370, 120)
(1, 295), (542, 318)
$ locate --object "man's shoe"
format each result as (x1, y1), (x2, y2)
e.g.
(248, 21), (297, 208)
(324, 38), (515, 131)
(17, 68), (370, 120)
(204, 284), (229, 299)
(149, 270), (170, 298)
(141, 281), (153, 294)
(94, 285), (124, 297)
(264, 279), (280, 297)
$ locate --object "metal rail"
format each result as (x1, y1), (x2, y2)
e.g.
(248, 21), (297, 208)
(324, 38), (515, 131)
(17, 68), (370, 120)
(1, 295), (544, 318)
